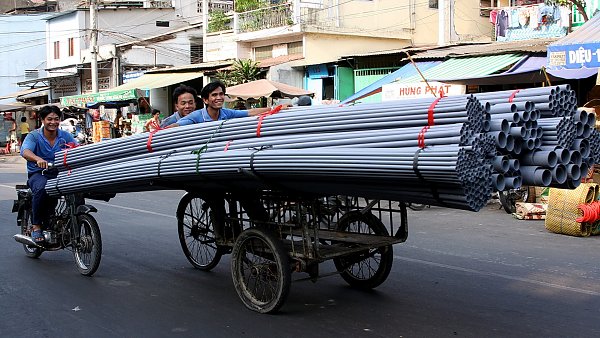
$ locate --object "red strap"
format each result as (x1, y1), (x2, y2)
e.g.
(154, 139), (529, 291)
(418, 126), (430, 148)
(427, 97), (443, 126)
(224, 140), (232, 152)
(508, 89), (521, 103)
(62, 142), (78, 175)
(256, 105), (282, 138)
(146, 128), (162, 152)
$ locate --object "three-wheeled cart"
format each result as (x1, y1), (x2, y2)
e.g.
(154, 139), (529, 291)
(175, 189), (408, 313)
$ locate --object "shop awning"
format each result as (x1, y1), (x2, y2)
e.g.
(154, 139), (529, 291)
(0, 102), (29, 111)
(440, 56), (598, 85)
(340, 61), (441, 104)
(60, 88), (144, 107)
(0, 86), (50, 100)
(112, 71), (203, 91)
(405, 53), (525, 83)
(547, 14), (600, 70)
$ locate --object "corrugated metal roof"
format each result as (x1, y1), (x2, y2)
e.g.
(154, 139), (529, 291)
(550, 14), (600, 45)
(340, 39), (555, 60)
(146, 60), (234, 73)
(341, 61), (441, 104)
(412, 40), (555, 59)
(400, 54), (524, 83)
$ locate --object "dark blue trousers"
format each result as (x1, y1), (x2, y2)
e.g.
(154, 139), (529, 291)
(27, 172), (58, 227)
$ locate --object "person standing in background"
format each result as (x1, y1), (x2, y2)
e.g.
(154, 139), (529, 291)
(113, 111), (123, 137)
(19, 116), (30, 145)
(144, 109), (161, 132)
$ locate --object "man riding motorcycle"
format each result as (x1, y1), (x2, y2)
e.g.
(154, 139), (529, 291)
(20, 105), (77, 244)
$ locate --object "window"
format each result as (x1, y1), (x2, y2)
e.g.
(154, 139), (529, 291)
(190, 39), (203, 64)
(68, 38), (74, 56)
(287, 41), (302, 55)
(429, 0), (438, 9)
(53, 41), (60, 59)
(254, 45), (272, 61)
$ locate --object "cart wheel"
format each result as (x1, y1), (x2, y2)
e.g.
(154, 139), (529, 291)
(231, 227), (291, 314)
(177, 193), (222, 271)
(333, 211), (393, 290)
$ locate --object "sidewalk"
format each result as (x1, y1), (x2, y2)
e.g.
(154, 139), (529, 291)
(0, 153), (26, 165)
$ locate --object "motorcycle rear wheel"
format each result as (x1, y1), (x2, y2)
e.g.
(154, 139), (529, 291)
(19, 208), (43, 258)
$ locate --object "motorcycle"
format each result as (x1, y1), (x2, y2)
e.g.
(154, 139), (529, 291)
(12, 164), (114, 276)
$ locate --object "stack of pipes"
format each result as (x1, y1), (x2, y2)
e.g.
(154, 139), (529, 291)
(475, 85), (599, 190)
(45, 86), (599, 211)
(47, 96), (496, 211)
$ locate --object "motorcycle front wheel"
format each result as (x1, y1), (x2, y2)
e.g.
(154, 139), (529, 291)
(72, 214), (102, 276)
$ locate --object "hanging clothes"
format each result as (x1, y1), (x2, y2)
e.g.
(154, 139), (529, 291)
(560, 6), (571, 28)
(509, 8), (520, 28)
(497, 9), (509, 37)
(490, 9), (498, 25)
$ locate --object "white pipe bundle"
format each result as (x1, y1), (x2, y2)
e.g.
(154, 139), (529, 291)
(47, 95), (495, 211)
(46, 85), (598, 211)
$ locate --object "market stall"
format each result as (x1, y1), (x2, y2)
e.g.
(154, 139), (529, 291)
(60, 89), (150, 142)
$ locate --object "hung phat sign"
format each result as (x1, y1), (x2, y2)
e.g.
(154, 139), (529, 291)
(381, 81), (466, 101)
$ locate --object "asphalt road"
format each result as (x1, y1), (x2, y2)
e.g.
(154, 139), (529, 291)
(1, 158), (599, 337)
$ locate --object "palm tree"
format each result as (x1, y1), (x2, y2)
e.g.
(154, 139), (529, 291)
(219, 59), (262, 86)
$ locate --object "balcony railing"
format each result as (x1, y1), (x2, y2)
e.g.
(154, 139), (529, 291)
(236, 3), (293, 34)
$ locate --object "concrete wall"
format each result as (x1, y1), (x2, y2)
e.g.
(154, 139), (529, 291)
(46, 11), (85, 70)
(0, 14), (51, 102)
(412, 0), (492, 45)
(303, 33), (409, 66)
(204, 31), (237, 62)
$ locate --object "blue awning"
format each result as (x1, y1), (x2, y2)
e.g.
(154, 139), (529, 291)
(341, 61), (441, 104)
(437, 56), (597, 85)
(547, 14), (600, 70)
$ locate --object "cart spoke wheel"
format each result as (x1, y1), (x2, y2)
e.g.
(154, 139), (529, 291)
(333, 211), (393, 290)
(177, 193), (222, 271)
(231, 227), (290, 314)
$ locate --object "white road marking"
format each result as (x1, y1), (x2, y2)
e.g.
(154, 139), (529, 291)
(395, 256), (600, 296)
(94, 201), (176, 219)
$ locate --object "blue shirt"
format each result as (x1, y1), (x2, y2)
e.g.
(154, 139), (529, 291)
(160, 111), (181, 128)
(177, 108), (249, 126)
(21, 128), (77, 174)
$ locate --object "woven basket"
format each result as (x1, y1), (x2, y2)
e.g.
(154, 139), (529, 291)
(545, 183), (599, 237)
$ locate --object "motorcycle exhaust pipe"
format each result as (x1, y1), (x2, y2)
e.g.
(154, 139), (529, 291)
(13, 234), (42, 248)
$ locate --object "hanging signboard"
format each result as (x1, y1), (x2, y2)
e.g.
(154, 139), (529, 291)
(547, 43), (600, 70)
(381, 81), (466, 101)
(61, 89), (143, 107)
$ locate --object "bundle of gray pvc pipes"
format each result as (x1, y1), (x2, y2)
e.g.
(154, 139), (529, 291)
(45, 85), (599, 212)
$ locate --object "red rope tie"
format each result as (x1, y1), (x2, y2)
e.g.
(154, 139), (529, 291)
(256, 105), (282, 138)
(224, 140), (232, 152)
(508, 89), (521, 103)
(62, 142), (79, 176)
(146, 128), (163, 153)
(576, 201), (600, 223)
(427, 97), (443, 126)
(418, 126), (430, 148)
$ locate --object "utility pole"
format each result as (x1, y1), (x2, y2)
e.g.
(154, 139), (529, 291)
(438, 0), (445, 46)
(90, 0), (99, 93)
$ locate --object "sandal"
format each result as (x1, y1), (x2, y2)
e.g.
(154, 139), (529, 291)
(30, 229), (45, 244)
